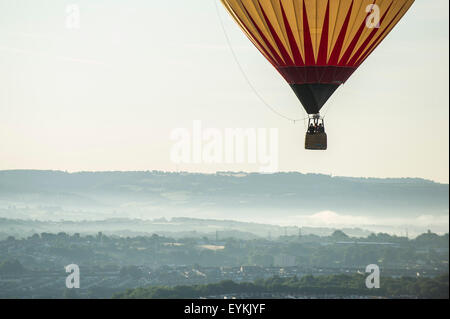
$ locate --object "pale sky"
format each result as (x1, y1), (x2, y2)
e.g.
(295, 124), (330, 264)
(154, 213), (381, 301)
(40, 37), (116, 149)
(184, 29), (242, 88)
(0, 0), (448, 183)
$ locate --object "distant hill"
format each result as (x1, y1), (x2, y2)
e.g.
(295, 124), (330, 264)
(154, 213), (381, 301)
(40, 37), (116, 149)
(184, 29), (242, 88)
(0, 217), (372, 240)
(0, 170), (448, 222)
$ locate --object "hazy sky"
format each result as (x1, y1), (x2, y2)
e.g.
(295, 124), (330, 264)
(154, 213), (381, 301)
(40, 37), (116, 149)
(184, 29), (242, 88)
(0, 0), (448, 183)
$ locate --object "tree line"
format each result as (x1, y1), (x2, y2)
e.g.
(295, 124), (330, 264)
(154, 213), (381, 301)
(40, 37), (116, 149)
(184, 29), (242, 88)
(114, 273), (449, 299)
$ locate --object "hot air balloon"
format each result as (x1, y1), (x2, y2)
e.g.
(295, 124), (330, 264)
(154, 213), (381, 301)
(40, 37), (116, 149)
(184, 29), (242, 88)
(219, 0), (415, 150)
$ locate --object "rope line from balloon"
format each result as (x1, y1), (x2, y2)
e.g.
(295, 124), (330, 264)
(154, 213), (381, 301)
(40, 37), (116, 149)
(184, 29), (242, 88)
(214, 0), (308, 124)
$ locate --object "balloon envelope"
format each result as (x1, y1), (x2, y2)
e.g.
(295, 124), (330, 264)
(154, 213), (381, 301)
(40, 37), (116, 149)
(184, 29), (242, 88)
(220, 0), (415, 114)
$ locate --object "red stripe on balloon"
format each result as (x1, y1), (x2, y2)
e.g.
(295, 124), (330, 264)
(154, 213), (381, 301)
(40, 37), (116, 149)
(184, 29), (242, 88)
(339, 0), (377, 66)
(317, 0), (330, 65)
(241, 3), (285, 66)
(257, 1), (294, 65)
(280, 0), (304, 66)
(355, 1), (408, 66)
(328, 0), (354, 65)
(347, 1), (393, 66)
(234, 9), (278, 66)
(302, 0), (316, 65)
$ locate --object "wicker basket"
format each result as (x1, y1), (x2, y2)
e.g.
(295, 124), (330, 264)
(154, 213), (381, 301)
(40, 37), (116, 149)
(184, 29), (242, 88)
(305, 133), (327, 150)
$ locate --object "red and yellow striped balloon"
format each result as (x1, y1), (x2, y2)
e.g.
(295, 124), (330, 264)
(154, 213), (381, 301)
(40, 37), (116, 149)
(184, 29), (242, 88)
(220, 0), (415, 114)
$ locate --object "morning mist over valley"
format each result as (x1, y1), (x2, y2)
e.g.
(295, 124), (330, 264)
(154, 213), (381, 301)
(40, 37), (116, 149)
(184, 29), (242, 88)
(0, 170), (447, 238)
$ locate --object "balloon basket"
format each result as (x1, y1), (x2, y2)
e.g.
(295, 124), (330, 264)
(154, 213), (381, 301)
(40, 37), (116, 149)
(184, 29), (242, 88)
(305, 132), (328, 150)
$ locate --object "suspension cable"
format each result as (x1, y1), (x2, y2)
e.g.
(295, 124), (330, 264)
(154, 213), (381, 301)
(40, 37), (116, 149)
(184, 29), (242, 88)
(214, 0), (308, 124)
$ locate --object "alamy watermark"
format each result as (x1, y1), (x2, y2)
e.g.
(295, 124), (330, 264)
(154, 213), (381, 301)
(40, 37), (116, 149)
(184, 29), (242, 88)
(365, 264), (380, 289)
(170, 121), (279, 173)
(66, 4), (81, 29)
(65, 264), (80, 289)
(366, 4), (381, 29)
